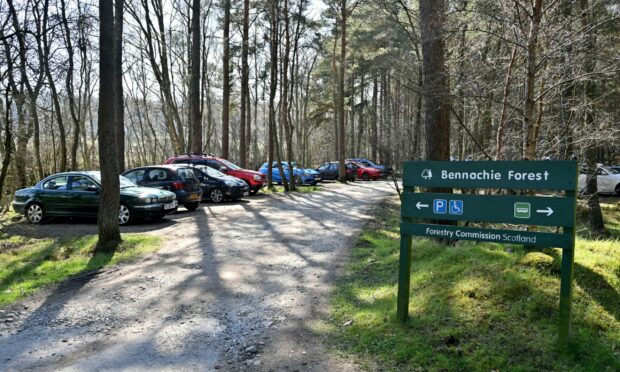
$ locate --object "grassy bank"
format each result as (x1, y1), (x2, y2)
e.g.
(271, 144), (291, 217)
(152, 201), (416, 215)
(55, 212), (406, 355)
(327, 199), (620, 371)
(0, 233), (161, 307)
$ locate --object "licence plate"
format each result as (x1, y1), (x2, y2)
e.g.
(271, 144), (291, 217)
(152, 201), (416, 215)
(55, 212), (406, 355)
(188, 193), (200, 201)
(164, 201), (178, 210)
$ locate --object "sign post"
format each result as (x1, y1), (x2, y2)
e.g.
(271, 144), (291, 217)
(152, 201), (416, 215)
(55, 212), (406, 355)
(397, 161), (577, 345)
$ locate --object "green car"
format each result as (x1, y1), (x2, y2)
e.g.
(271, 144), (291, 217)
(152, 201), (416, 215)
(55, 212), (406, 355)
(12, 171), (178, 225)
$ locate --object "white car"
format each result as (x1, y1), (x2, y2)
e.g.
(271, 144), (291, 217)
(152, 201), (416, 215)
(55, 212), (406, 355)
(578, 166), (620, 195)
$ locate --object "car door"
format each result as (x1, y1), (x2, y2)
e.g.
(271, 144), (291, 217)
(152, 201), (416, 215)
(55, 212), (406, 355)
(317, 163), (329, 179)
(68, 175), (100, 216)
(144, 168), (172, 190)
(39, 176), (71, 215)
(327, 163), (339, 179)
(596, 168), (613, 193)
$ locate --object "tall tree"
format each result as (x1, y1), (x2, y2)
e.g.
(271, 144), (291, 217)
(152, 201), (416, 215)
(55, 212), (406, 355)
(221, 0), (231, 158)
(419, 0), (451, 162)
(190, 0), (201, 153)
(96, 0), (121, 252)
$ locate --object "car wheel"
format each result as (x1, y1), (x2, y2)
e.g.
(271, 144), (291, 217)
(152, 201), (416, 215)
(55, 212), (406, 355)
(26, 203), (45, 224)
(362, 173), (371, 181)
(249, 188), (259, 195)
(209, 188), (224, 203)
(184, 201), (200, 211)
(118, 204), (131, 225)
(615, 184), (620, 197)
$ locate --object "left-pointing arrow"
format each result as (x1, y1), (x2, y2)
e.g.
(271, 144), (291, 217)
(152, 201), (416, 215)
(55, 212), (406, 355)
(416, 202), (429, 210)
(536, 207), (554, 216)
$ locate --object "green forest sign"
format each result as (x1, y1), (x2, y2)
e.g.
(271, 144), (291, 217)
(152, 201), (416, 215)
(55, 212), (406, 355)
(397, 160), (578, 345)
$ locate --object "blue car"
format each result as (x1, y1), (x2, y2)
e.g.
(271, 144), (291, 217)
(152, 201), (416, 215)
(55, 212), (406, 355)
(259, 162), (318, 185)
(346, 158), (392, 178)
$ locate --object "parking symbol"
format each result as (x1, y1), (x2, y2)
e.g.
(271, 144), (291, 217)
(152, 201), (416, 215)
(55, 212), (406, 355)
(433, 199), (447, 214)
(449, 200), (463, 215)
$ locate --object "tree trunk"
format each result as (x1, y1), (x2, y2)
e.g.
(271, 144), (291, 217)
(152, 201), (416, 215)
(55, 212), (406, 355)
(96, 0), (122, 252)
(190, 0), (201, 153)
(522, 0), (543, 160)
(282, 0), (295, 191)
(371, 75), (378, 162)
(337, 0), (347, 182)
(420, 0), (451, 162)
(267, 0), (278, 187)
(114, 0), (125, 170)
(221, 0), (231, 159)
(240, 0), (250, 167)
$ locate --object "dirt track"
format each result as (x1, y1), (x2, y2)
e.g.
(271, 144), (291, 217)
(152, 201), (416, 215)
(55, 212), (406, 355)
(0, 181), (395, 371)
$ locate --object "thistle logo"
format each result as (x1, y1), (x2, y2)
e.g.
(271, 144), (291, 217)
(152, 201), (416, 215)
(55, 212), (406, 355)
(421, 169), (433, 180)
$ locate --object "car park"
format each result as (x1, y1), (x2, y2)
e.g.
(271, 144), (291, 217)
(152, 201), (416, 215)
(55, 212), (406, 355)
(347, 161), (382, 181)
(165, 154), (265, 195)
(259, 161), (318, 185)
(578, 165), (620, 195)
(122, 165), (203, 211)
(189, 165), (249, 203)
(315, 162), (356, 182)
(346, 158), (392, 178)
(12, 171), (178, 225)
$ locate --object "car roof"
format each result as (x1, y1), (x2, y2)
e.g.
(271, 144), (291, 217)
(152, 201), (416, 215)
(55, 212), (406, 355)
(126, 164), (192, 172)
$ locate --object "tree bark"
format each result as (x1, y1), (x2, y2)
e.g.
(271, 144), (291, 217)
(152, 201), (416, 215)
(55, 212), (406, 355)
(420, 0), (451, 162)
(337, 0), (347, 182)
(522, 0), (543, 160)
(240, 0), (250, 167)
(96, 0), (122, 252)
(114, 0), (125, 170)
(221, 0), (231, 159)
(190, 0), (202, 153)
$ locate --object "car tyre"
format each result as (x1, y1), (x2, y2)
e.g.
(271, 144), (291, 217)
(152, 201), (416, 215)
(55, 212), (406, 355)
(119, 204), (132, 225)
(209, 188), (225, 203)
(184, 201), (200, 211)
(615, 184), (620, 197)
(26, 203), (45, 224)
(362, 173), (371, 181)
(249, 188), (259, 196)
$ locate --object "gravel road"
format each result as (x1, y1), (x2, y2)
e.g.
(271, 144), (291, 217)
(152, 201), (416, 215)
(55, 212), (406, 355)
(0, 181), (395, 371)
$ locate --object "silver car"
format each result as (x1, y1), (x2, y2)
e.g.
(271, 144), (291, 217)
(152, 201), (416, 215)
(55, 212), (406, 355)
(578, 166), (620, 195)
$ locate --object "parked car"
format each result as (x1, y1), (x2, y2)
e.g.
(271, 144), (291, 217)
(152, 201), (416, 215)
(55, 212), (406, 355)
(315, 162), (356, 182)
(347, 161), (382, 181)
(578, 166), (620, 195)
(346, 158), (392, 178)
(259, 162), (318, 185)
(165, 154), (265, 195)
(189, 165), (249, 203)
(12, 171), (178, 225)
(290, 162), (322, 184)
(122, 165), (202, 211)
(610, 166), (620, 174)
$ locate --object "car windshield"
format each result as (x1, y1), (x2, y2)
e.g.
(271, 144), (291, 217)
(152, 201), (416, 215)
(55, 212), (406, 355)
(91, 173), (137, 189)
(218, 158), (241, 170)
(200, 166), (226, 178)
(601, 166), (618, 174)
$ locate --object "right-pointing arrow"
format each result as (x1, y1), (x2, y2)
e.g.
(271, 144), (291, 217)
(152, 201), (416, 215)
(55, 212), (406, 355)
(536, 207), (554, 216)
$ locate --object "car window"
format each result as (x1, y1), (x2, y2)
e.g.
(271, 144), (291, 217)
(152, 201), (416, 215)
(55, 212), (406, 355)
(329, 163), (338, 171)
(70, 176), (98, 191)
(42, 176), (69, 190)
(596, 168), (607, 176)
(147, 169), (169, 182)
(318, 163), (329, 170)
(172, 159), (189, 164)
(124, 169), (145, 183)
(177, 168), (197, 180)
(206, 159), (221, 169)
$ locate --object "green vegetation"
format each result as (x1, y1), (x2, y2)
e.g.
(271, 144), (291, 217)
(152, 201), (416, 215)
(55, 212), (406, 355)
(0, 234), (161, 307)
(264, 185), (323, 194)
(327, 198), (620, 371)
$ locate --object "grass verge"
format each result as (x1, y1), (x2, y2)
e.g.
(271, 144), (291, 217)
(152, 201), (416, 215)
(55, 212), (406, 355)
(327, 198), (620, 371)
(0, 234), (161, 307)
(263, 185), (323, 194)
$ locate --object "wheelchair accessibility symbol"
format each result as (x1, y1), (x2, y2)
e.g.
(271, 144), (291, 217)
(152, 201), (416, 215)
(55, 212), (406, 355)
(449, 200), (463, 215)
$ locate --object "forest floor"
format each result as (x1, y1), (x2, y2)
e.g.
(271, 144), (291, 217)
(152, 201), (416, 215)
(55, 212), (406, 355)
(0, 180), (396, 371)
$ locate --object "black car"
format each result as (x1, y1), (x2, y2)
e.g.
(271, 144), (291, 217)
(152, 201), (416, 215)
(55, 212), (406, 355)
(315, 162), (356, 182)
(122, 165), (202, 211)
(190, 165), (249, 203)
(12, 171), (178, 225)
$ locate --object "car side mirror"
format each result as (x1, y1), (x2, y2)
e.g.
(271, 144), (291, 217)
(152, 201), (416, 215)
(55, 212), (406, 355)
(219, 166), (228, 173)
(87, 185), (99, 192)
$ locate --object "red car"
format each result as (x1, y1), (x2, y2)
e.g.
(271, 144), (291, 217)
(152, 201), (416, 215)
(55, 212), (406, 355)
(165, 154), (265, 195)
(348, 161), (381, 181)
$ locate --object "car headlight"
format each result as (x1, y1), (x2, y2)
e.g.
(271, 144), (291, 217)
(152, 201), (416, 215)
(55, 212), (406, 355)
(139, 196), (155, 203)
(253, 174), (262, 181)
(225, 180), (236, 186)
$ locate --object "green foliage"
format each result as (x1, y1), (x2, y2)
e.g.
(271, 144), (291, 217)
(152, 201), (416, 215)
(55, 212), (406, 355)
(328, 200), (620, 371)
(0, 234), (161, 307)
(263, 185), (322, 194)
